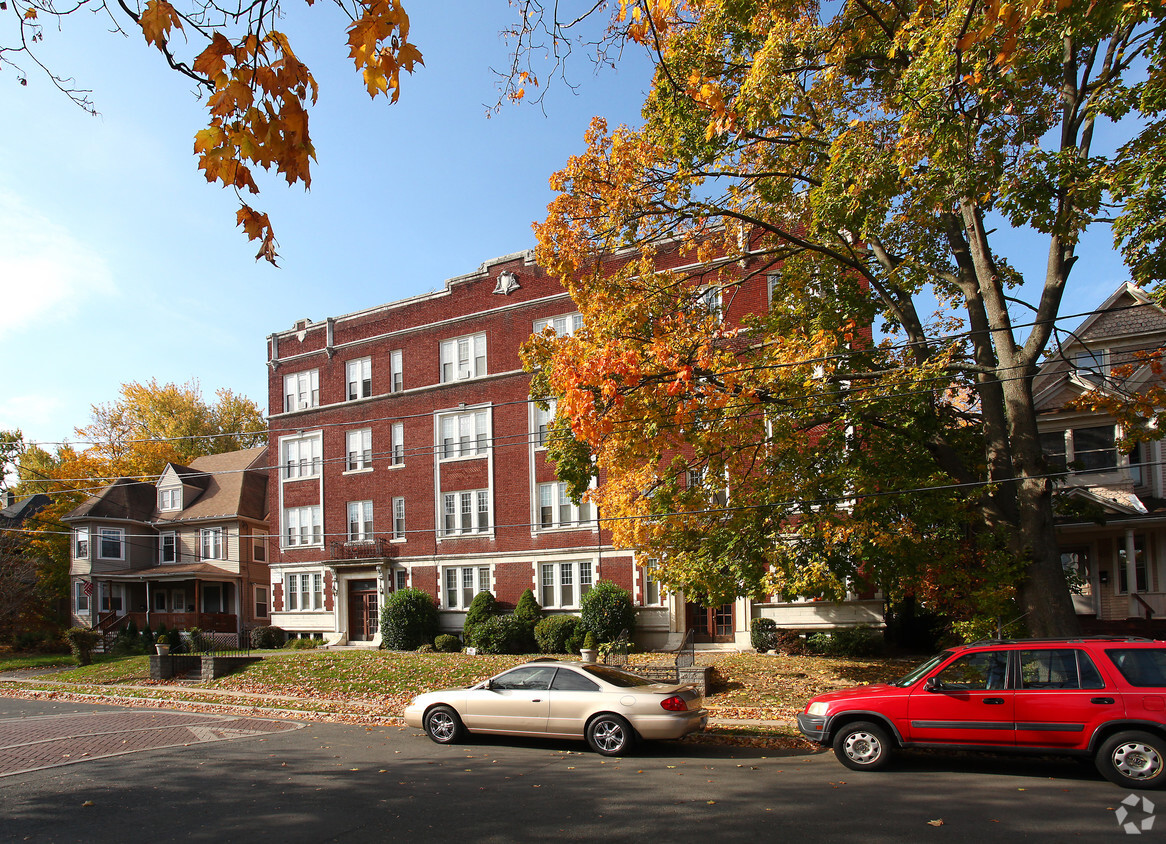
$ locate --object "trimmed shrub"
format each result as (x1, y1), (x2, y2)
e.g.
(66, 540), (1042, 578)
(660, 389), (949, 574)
(806, 626), (883, 657)
(582, 630), (597, 651)
(65, 627), (101, 666)
(434, 634), (462, 653)
(750, 617), (778, 651)
(534, 614), (580, 654)
(462, 591), (498, 642)
(380, 588), (438, 651)
(416, 643), (436, 653)
(774, 629), (807, 655)
(284, 637), (319, 650)
(467, 615), (524, 655)
(250, 625), (287, 650)
(511, 588), (542, 652)
(579, 580), (635, 642)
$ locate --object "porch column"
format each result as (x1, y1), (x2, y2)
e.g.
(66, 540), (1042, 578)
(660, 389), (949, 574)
(1126, 529), (1139, 618)
(234, 578), (243, 634)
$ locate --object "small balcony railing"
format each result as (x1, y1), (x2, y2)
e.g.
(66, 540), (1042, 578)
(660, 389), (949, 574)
(329, 538), (390, 561)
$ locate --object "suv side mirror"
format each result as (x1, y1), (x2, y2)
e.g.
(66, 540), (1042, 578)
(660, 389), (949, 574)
(924, 676), (942, 692)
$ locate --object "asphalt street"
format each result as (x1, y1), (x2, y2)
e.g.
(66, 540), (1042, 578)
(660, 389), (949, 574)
(0, 697), (1137, 842)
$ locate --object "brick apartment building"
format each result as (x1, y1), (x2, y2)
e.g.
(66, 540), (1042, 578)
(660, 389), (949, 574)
(265, 248), (881, 648)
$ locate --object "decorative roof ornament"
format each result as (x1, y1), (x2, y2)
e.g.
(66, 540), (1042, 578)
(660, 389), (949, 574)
(493, 271), (520, 295)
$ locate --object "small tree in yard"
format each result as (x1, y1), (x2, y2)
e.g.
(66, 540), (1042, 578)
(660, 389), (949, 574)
(462, 591), (498, 639)
(579, 581), (635, 643)
(512, 589), (543, 652)
(380, 588), (438, 651)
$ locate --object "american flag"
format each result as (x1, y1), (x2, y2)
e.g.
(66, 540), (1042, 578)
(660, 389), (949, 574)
(82, 581), (93, 597)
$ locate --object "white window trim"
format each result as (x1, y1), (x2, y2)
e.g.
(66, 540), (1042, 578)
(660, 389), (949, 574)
(283, 506), (323, 549)
(74, 527), (89, 560)
(74, 580), (90, 613)
(538, 559), (595, 609)
(438, 408), (490, 461)
(284, 571), (326, 611)
(97, 527), (125, 561)
(390, 349), (404, 393)
(200, 527), (224, 561)
(535, 481), (597, 532)
(533, 312), (583, 337)
(284, 369), (321, 412)
(158, 487), (182, 511)
(159, 531), (178, 564)
(442, 565), (492, 610)
(533, 400), (556, 450)
(255, 585), (270, 619)
(282, 432), (323, 481)
(346, 356), (372, 401)
(392, 496), (406, 542)
(439, 333), (487, 383)
(439, 489), (491, 537)
(345, 428), (373, 474)
(347, 500), (374, 543)
(390, 422), (405, 467)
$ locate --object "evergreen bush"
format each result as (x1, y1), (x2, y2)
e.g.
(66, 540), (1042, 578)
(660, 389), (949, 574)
(466, 615), (524, 654)
(750, 617), (778, 651)
(462, 591), (498, 642)
(250, 625), (287, 649)
(65, 627), (101, 666)
(579, 580), (635, 642)
(511, 589), (542, 652)
(534, 615), (580, 654)
(380, 588), (438, 650)
(434, 634), (462, 653)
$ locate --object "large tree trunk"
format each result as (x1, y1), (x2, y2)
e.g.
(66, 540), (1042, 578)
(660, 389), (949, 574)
(1014, 477), (1082, 637)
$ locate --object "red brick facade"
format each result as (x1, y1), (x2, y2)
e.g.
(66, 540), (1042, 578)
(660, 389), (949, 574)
(264, 247), (771, 643)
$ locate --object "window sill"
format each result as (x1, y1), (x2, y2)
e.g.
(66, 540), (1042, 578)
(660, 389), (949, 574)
(282, 475), (322, 483)
(438, 453), (488, 464)
(390, 537), (407, 544)
(342, 467), (374, 476)
(437, 532), (494, 541)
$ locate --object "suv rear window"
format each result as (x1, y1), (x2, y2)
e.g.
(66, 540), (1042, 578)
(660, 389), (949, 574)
(1105, 648), (1166, 687)
(1017, 649), (1105, 690)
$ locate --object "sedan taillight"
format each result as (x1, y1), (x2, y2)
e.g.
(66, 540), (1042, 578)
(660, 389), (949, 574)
(660, 695), (688, 712)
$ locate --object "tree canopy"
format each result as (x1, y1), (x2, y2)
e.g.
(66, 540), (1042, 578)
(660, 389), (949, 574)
(524, 0), (1166, 637)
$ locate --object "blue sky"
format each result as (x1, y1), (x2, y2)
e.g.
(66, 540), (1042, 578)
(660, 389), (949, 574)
(0, 2), (1137, 449)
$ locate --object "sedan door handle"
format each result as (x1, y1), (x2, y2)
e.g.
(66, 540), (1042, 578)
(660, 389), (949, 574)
(1091, 697), (1115, 705)
(982, 698), (1005, 705)
(531, 698), (542, 703)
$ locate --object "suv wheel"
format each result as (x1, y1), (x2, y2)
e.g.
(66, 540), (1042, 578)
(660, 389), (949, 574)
(832, 720), (893, 771)
(1097, 731), (1166, 789)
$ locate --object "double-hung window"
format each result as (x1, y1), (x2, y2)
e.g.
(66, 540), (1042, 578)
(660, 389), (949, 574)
(74, 581), (90, 613)
(534, 401), (556, 448)
(539, 560), (593, 608)
(160, 532), (177, 564)
(158, 487), (181, 511)
(390, 349), (403, 392)
(441, 490), (490, 536)
(98, 528), (124, 560)
(444, 566), (490, 609)
(284, 370), (320, 412)
(255, 586), (269, 619)
(346, 357), (372, 401)
(391, 422), (404, 465)
(346, 429), (372, 471)
(537, 482), (593, 529)
(200, 527), (224, 560)
(347, 501), (374, 543)
(284, 506), (322, 547)
(439, 409), (489, 459)
(283, 434), (322, 479)
(74, 527), (89, 560)
(1073, 425), (1118, 472)
(392, 497), (406, 540)
(440, 333), (486, 382)
(533, 312), (583, 336)
(395, 569), (408, 591)
(696, 285), (723, 320)
(284, 573), (324, 610)
(643, 558), (663, 605)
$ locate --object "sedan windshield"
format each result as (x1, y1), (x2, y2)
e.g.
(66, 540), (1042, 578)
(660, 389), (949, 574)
(891, 652), (951, 687)
(580, 664), (655, 687)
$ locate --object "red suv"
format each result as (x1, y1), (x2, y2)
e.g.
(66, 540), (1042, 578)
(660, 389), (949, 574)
(797, 637), (1166, 789)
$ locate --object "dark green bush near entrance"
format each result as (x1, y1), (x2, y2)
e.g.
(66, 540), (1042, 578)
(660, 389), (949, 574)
(511, 589), (542, 652)
(806, 626), (884, 657)
(284, 637), (319, 650)
(750, 618), (778, 651)
(250, 625), (287, 649)
(380, 588), (438, 651)
(579, 581), (635, 643)
(534, 614), (581, 654)
(466, 615), (525, 654)
(65, 627), (102, 666)
(434, 634), (462, 653)
(111, 627), (147, 656)
(462, 591), (498, 643)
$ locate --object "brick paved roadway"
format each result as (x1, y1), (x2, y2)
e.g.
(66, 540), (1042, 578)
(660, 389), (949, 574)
(0, 710), (302, 777)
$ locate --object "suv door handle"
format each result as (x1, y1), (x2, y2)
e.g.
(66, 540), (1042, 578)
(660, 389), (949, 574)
(982, 698), (1005, 705)
(1091, 697), (1115, 705)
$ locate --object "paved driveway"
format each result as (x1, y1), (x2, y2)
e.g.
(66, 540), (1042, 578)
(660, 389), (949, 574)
(0, 703), (302, 777)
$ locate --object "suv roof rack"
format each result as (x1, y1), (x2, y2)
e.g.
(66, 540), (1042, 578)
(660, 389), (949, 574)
(964, 636), (1156, 646)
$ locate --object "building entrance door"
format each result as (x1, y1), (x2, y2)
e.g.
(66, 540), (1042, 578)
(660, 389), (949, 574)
(686, 601), (735, 643)
(348, 580), (379, 641)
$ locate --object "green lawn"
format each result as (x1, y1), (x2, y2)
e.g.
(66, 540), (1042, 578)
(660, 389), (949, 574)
(0, 653), (78, 673)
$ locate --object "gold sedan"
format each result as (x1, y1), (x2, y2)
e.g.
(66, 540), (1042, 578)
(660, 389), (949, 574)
(404, 659), (708, 756)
